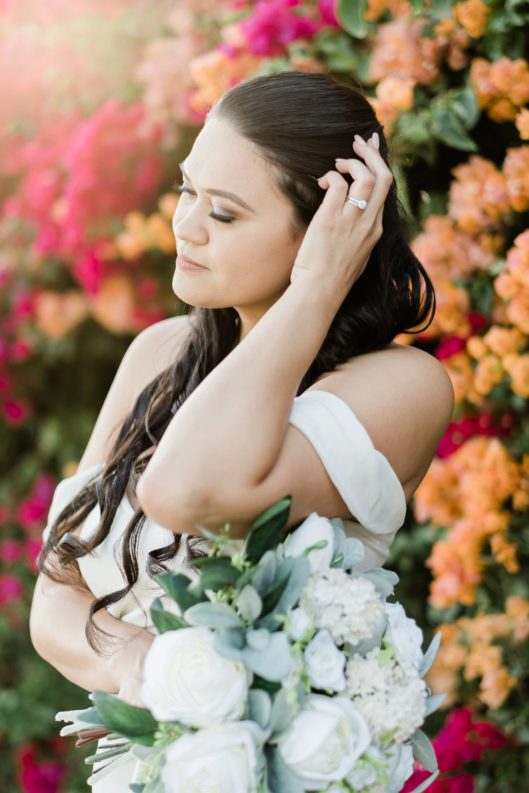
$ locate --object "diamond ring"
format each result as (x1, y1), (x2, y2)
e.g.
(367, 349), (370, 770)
(346, 196), (367, 209)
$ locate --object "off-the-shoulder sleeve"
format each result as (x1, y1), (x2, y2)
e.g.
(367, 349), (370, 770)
(288, 389), (407, 534)
(41, 462), (105, 544)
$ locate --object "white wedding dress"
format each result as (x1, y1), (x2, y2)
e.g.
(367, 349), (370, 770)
(42, 389), (407, 791)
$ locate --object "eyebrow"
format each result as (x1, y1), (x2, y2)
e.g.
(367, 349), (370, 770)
(179, 162), (256, 214)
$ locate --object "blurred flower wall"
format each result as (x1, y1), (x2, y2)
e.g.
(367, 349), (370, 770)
(0, 0), (528, 790)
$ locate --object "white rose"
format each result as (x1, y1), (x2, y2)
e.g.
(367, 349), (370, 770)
(289, 606), (314, 641)
(384, 603), (424, 670)
(283, 513), (335, 572)
(304, 629), (346, 692)
(386, 743), (414, 793)
(140, 627), (251, 726)
(277, 694), (371, 790)
(161, 721), (264, 793)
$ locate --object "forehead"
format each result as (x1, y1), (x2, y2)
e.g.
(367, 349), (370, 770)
(183, 117), (285, 205)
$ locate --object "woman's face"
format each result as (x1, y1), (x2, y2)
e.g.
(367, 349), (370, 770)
(171, 116), (306, 319)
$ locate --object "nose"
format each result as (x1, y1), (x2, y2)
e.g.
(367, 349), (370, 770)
(172, 203), (209, 247)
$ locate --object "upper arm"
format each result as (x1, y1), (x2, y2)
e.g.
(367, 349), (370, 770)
(77, 315), (192, 474)
(180, 348), (455, 537)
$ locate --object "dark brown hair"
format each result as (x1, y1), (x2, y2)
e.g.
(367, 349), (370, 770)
(38, 71), (435, 654)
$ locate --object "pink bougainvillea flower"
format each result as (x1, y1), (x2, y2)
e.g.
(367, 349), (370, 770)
(16, 743), (68, 793)
(25, 539), (43, 573)
(17, 474), (55, 529)
(0, 573), (24, 605)
(240, 0), (321, 56)
(0, 539), (22, 564)
(317, 0), (340, 27)
(3, 399), (30, 426)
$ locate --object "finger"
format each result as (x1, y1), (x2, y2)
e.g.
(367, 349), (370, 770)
(316, 170), (350, 215)
(351, 135), (393, 204)
(334, 158), (376, 213)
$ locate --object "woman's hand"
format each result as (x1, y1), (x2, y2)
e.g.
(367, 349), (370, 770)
(290, 132), (393, 302)
(109, 629), (155, 708)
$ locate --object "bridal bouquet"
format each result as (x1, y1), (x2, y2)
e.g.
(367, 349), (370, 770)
(56, 498), (444, 793)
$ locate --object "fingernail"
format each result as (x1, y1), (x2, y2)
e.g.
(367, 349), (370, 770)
(335, 158), (345, 164)
(354, 134), (366, 146)
(373, 132), (380, 150)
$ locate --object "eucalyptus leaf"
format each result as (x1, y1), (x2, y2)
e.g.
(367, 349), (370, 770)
(425, 693), (446, 716)
(248, 689), (272, 729)
(268, 687), (299, 736)
(408, 770), (440, 793)
(419, 632), (442, 677)
(251, 550), (278, 595)
(258, 555), (311, 630)
(91, 691), (158, 746)
(357, 568), (399, 598)
(410, 728), (438, 773)
(129, 786), (145, 793)
(184, 601), (243, 629)
(157, 572), (205, 612)
(150, 598), (186, 634)
(247, 628), (271, 651)
(245, 497), (292, 564)
(192, 556), (241, 590)
(242, 632), (294, 681)
(236, 584), (263, 622)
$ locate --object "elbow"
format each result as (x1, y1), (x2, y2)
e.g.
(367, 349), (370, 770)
(136, 468), (213, 535)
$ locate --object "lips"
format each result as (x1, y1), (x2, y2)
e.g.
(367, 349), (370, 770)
(179, 253), (207, 269)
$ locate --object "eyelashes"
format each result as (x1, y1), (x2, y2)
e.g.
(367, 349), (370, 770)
(173, 183), (235, 224)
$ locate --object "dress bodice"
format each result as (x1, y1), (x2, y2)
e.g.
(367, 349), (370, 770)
(42, 389), (407, 635)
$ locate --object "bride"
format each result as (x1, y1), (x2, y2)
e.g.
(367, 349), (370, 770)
(30, 70), (454, 790)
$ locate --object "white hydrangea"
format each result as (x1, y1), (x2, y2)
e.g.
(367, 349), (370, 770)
(300, 569), (384, 646)
(345, 649), (427, 744)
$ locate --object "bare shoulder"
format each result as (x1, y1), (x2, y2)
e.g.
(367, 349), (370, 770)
(310, 342), (455, 500)
(76, 314), (192, 473)
(126, 314), (192, 376)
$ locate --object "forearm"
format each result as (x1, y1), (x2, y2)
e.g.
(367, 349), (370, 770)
(138, 282), (341, 524)
(30, 574), (152, 694)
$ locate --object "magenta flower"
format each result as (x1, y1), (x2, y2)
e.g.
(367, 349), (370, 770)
(240, 0), (321, 56)
(17, 744), (67, 793)
(317, 0), (339, 27)
(0, 540), (22, 564)
(0, 573), (24, 605)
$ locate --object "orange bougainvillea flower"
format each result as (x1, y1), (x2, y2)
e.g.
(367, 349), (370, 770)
(411, 215), (500, 284)
(494, 230), (529, 333)
(448, 156), (510, 235)
(515, 107), (529, 139)
(416, 280), (471, 341)
(502, 352), (529, 397)
(364, 0), (411, 21)
(471, 57), (529, 122)
(34, 290), (89, 341)
(504, 145), (529, 213)
(370, 75), (415, 133)
(442, 349), (482, 406)
(368, 14), (443, 85)
(482, 325), (527, 356)
(89, 274), (137, 334)
(189, 49), (262, 112)
(453, 0), (491, 39)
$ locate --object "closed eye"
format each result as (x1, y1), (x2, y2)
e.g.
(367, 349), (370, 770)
(173, 182), (235, 224)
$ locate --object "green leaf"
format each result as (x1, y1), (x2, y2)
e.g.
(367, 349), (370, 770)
(408, 770), (440, 793)
(156, 572), (205, 612)
(91, 692), (158, 746)
(184, 601), (243, 629)
(150, 598), (187, 634)
(244, 497), (292, 565)
(411, 728), (438, 773)
(430, 106), (478, 152)
(248, 689), (272, 729)
(419, 631), (442, 677)
(336, 0), (369, 39)
(235, 584), (263, 622)
(449, 85), (480, 128)
(191, 556), (241, 590)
